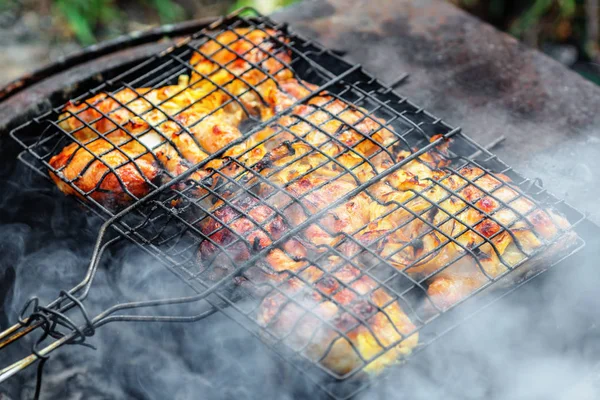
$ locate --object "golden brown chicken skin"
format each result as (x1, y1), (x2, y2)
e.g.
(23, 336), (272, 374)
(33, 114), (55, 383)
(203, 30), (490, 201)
(49, 129), (161, 206)
(369, 161), (574, 310)
(257, 258), (418, 376)
(194, 93), (420, 375)
(189, 27), (296, 118)
(49, 28), (312, 206)
(50, 81), (238, 204)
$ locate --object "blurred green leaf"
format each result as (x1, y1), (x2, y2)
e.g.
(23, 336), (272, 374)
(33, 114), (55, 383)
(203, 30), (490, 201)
(98, 1), (120, 22)
(229, 0), (257, 14)
(510, 0), (553, 36)
(55, 0), (97, 45)
(559, 0), (576, 17)
(53, 0), (124, 45)
(228, 0), (300, 15)
(149, 0), (185, 23)
(576, 68), (600, 85)
(53, 0), (189, 44)
(509, 0), (578, 41)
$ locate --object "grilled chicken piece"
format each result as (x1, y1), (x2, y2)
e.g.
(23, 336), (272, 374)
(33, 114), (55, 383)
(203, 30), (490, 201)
(49, 28), (307, 205)
(49, 129), (161, 206)
(189, 28), (297, 118)
(196, 91), (403, 264)
(194, 91), (575, 375)
(50, 79), (239, 205)
(196, 178), (419, 376)
(195, 94), (420, 375)
(257, 256), (418, 376)
(192, 91), (399, 194)
(369, 161), (574, 310)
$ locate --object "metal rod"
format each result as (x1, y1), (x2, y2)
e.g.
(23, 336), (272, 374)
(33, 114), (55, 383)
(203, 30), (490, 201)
(0, 323), (40, 350)
(0, 304), (219, 384)
(390, 73), (410, 89)
(0, 335), (72, 383)
(467, 135), (506, 159)
(0, 233), (118, 351)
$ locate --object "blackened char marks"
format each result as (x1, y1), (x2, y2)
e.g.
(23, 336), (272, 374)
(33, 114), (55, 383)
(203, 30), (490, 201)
(196, 196), (289, 276)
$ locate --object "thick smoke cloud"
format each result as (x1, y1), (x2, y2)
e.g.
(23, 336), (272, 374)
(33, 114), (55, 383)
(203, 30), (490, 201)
(1, 137), (600, 400)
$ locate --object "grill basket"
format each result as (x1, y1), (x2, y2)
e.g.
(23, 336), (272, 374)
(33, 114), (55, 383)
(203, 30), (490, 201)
(2, 8), (586, 400)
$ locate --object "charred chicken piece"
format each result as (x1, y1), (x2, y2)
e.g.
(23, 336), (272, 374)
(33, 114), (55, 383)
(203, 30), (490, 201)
(195, 180), (419, 376)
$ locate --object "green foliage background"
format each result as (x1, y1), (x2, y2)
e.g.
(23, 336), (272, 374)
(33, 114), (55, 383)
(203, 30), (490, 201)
(452, 0), (600, 83)
(0, 0), (299, 45)
(52, 0), (185, 44)
(454, 0), (596, 57)
(0, 0), (594, 54)
(2, 0), (600, 84)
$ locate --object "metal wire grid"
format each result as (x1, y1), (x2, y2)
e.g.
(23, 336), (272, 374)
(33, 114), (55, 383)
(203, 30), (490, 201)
(10, 8), (356, 218)
(100, 72), (585, 386)
(5, 8), (587, 400)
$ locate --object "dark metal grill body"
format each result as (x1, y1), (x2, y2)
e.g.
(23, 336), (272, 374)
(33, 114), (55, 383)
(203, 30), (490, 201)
(4, 8), (586, 400)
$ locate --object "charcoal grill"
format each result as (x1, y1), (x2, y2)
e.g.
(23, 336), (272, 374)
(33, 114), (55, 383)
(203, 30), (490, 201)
(0, 7), (594, 400)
